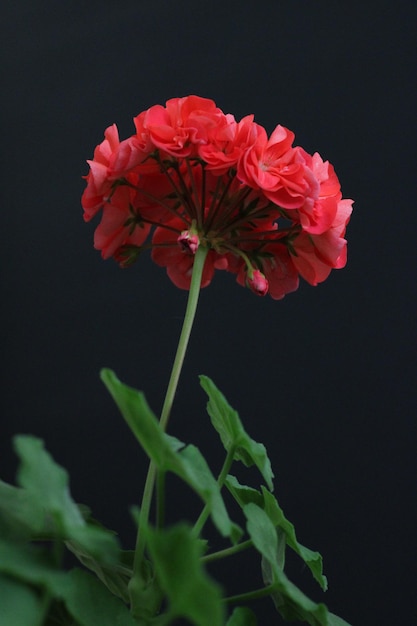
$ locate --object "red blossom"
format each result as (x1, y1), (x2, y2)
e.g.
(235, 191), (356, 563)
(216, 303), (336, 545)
(82, 95), (353, 298)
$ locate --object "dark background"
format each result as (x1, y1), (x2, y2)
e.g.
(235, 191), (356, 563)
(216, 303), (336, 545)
(1, 2), (416, 625)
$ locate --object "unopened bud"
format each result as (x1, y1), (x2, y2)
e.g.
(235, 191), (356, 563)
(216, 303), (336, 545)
(248, 269), (269, 296)
(177, 231), (200, 255)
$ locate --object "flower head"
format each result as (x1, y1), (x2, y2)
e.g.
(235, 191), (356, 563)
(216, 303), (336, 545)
(82, 95), (353, 298)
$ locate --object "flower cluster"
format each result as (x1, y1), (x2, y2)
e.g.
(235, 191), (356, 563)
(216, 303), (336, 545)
(82, 95), (352, 298)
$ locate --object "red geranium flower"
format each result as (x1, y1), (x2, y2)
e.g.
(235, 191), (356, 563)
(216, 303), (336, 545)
(82, 95), (353, 298)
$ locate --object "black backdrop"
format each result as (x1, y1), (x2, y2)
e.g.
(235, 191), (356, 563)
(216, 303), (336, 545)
(1, 2), (416, 625)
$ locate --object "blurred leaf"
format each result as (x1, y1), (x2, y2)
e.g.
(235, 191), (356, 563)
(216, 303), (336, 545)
(226, 606), (258, 625)
(101, 368), (241, 542)
(0, 480), (44, 540)
(327, 613), (353, 626)
(53, 568), (138, 626)
(0, 538), (66, 589)
(0, 574), (45, 626)
(145, 523), (224, 626)
(66, 543), (132, 604)
(200, 376), (274, 490)
(262, 488), (327, 591)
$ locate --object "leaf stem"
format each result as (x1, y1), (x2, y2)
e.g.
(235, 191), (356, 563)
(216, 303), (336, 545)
(201, 539), (253, 564)
(223, 583), (278, 604)
(129, 245), (208, 616)
(192, 445), (236, 537)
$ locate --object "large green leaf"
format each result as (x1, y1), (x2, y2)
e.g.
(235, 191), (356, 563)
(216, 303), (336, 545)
(262, 488), (327, 591)
(0, 575), (45, 626)
(65, 543), (133, 604)
(0, 538), (66, 590)
(13, 435), (120, 566)
(101, 368), (241, 543)
(145, 523), (224, 626)
(200, 376), (274, 491)
(53, 568), (138, 626)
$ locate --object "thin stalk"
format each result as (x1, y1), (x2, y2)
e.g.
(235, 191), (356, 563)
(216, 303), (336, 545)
(201, 539), (253, 564)
(192, 445), (236, 537)
(223, 583), (278, 604)
(159, 244), (208, 431)
(129, 245), (208, 616)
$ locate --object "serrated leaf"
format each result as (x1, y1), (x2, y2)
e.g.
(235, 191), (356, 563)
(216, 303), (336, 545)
(244, 503), (330, 626)
(101, 368), (241, 542)
(200, 375), (274, 490)
(226, 606), (258, 626)
(0, 575), (45, 626)
(145, 523), (224, 626)
(13, 435), (120, 566)
(262, 555), (330, 626)
(54, 568), (138, 626)
(262, 487), (327, 591)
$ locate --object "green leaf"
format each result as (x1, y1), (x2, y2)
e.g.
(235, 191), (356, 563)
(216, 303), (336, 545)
(179, 445), (242, 543)
(53, 568), (138, 626)
(65, 543), (133, 605)
(226, 606), (258, 626)
(101, 368), (241, 543)
(0, 574), (45, 626)
(224, 474), (264, 509)
(244, 503), (279, 568)
(262, 488), (328, 591)
(0, 538), (66, 590)
(244, 504), (330, 626)
(327, 613), (353, 626)
(262, 557), (330, 626)
(13, 435), (120, 566)
(0, 480), (44, 540)
(145, 523), (224, 626)
(200, 375), (274, 490)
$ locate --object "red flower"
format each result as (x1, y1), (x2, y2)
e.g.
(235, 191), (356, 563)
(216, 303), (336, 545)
(142, 96), (225, 158)
(81, 124), (120, 221)
(82, 95), (353, 298)
(237, 125), (313, 209)
(290, 199), (353, 285)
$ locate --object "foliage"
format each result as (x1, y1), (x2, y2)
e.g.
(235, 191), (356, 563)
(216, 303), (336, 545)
(0, 373), (351, 625)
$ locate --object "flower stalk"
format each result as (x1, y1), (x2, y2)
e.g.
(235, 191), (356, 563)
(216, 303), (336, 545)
(130, 244), (208, 613)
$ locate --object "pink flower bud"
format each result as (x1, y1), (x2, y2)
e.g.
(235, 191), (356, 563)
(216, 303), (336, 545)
(177, 231), (200, 255)
(248, 269), (269, 296)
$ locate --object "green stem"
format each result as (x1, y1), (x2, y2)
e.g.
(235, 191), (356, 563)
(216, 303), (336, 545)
(129, 245), (208, 617)
(223, 583), (278, 604)
(201, 539), (253, 564)
(159, 245), (209, 431)
(192, 445), (236, 537)
(155, 470), (166, 529)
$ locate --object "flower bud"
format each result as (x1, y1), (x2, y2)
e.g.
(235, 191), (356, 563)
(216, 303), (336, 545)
(177, 230), (200, 255)
(248, 269), (269, 296)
